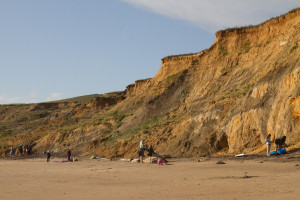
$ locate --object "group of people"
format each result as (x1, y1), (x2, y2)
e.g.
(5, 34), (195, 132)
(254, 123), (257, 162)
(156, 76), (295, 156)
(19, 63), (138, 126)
(138, 139), (154, 163)
(138, 139), (167, 165)
(265, 134), (286, 156)
(9, 145), (32, 157)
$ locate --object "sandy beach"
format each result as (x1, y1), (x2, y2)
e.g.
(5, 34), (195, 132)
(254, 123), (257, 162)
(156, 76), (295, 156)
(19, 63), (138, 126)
(1, 155), (300, 200)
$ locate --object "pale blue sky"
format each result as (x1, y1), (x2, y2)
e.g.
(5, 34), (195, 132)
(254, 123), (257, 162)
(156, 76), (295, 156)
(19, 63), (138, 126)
(0, 0), (299, 104)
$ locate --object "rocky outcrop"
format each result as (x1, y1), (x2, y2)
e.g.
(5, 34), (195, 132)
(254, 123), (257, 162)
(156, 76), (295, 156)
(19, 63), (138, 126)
(125, 78), (152, 96)
(86, 92), (126, 108)
(291, 94), (300, 121)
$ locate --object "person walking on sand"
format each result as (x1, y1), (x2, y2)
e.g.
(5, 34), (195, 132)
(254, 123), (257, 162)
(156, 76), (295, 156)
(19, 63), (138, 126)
(46, 150), (51, 162)
(265, 134), (271, 156)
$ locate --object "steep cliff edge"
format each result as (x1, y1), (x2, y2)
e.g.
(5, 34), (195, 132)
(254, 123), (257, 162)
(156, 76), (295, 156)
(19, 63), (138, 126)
(1, 8), (300, 157)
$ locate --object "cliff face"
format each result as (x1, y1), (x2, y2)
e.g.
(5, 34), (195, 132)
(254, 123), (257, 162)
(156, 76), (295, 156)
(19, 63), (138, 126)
(1, 8), (300, 157)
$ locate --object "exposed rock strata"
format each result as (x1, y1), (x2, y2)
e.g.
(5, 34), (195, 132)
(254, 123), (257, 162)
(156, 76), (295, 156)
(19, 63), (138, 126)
(0, 8), (299, 157)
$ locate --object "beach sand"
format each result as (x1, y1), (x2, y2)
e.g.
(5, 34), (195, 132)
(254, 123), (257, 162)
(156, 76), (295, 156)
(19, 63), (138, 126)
(1, 155), (300, 200)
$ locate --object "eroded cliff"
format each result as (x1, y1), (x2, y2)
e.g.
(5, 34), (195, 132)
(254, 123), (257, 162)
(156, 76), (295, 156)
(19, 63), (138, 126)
(1, 8), (300, 157)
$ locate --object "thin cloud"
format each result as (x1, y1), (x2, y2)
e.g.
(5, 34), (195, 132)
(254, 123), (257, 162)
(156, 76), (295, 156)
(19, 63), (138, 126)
(0, 95), (21, 104)
(0, 91), (39, 104)
(46, 93), (63, 102)
(121, 0), (300, 32)
(27, 91), (39, 99)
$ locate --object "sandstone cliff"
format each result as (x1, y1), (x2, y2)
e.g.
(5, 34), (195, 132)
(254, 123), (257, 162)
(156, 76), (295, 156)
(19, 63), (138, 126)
(0, 8), (299, 157)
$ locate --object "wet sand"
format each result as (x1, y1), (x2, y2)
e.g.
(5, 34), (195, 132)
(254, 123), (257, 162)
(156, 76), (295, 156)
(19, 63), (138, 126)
(1, 156), (300, 200)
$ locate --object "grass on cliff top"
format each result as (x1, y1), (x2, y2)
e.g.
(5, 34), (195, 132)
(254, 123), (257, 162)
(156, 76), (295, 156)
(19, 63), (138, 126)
(218, 7), (300, 34)
(48, 94), (103, 104)
(49, 91), (125, 104)
(162, 52), (198, 60)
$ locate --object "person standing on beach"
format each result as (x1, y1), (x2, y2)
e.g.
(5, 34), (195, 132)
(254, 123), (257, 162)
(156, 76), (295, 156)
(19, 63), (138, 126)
(22, 145), (26, 156)
(265, 134), (271, 156)
(138, 139), (145, 163)
(67, 148), (71, 161)
(27, 145), (32, 155)
(138, 148), (145, 164)
(146, 145), (154, 163)
(18, 145), (23, 156)
(9, 146), (15, 157)
(46, 150), (51, 162)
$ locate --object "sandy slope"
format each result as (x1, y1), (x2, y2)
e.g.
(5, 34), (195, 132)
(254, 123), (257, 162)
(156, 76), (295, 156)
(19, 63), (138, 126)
(1, 156), (300, 200)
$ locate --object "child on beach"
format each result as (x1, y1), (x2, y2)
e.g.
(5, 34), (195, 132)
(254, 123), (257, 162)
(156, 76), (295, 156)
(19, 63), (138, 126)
(265, 134), (271, 156)
(157, 157), (168, 165)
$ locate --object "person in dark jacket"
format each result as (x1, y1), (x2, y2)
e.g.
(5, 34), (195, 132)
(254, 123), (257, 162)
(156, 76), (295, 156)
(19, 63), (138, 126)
(275, 136), (286, 154)
(146, 145), (154, 164)
(27, 145), (32, 155)
(18, 145), (23, 156)
(46, 150), (51, 162)
(67, 148), (71, 161)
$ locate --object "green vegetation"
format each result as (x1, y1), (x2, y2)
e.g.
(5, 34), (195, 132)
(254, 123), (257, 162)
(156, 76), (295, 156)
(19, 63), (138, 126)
(162, 52), (198, 60)
(106, 113), (181, 145)
(242, 43), (251, 53)
(0, 129), (13, 138)
(209, 83), (221, 94)
(0, 122), (12, 137)
(290, 43), (298, 54)
(147, 93), (161, 104)
(221, 25), (255, 33)
(58, 109), (128, 136)
(120, 116), (162, 140)
(219, 83), (253, 100)
(165, 73), (181, 85)
(114, 112), (127, 128)
(177, 90), (188, 99)
(219, 47), (228, 56)
(49, 94), (103, 104)
(18, 116), (29, 123)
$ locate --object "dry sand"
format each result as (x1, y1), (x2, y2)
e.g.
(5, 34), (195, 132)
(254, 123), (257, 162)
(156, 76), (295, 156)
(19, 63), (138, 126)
(1, 155), (300, 200)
